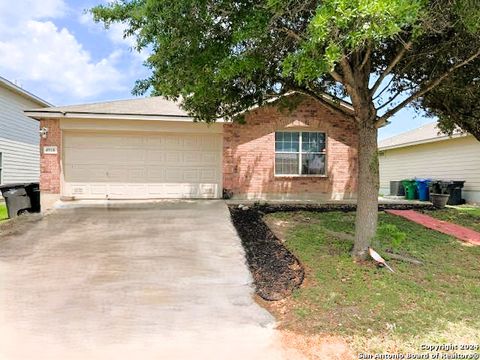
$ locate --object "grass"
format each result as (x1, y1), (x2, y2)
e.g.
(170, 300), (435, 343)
(423, 205), (480, 232)
(264, 210), (480, 353)
(0, 203), (8, 221)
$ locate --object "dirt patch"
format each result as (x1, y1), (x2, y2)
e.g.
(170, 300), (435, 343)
(280, 330), (355, 360)
(229, 205), (305, 301)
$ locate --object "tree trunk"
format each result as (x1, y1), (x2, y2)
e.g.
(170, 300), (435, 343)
(352, 121), (379, 260)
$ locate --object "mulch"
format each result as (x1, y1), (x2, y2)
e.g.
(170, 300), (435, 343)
(229, 205), (305, 301)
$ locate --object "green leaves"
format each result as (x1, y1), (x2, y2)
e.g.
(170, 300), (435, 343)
(283, 0), (426, 82)
(91, 0), (479, 127)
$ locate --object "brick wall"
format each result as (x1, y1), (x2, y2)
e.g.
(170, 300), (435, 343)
(39, 119), (61, 194)
(223, 96), (358, 200)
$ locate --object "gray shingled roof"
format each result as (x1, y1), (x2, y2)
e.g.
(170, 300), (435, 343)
(378, 122), (463, 150)
(34, 96), (188, 117)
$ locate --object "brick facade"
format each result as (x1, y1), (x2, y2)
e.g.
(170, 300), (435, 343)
(40, 119), (61, 194)
(38, 96), (358, 203)
(223, 96), (358, 200)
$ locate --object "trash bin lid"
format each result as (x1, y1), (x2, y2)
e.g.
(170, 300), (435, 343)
(0, 183), (28, 191)
(3, 188), (27, 197)
(415, 178), (430, 183)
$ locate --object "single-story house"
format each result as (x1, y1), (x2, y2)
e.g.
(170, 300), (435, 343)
(25, 94), (359, 210)
(0, 76), (51, 186)
(379, 122), (480, 204)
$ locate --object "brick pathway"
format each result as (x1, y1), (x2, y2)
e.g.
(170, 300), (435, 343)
(385, 210), (480, 246)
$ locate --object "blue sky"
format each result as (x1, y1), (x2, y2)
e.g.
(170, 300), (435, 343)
(0, 0), (434, 140)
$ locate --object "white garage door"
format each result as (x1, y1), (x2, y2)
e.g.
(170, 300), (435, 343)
(62, 131), (222, 199)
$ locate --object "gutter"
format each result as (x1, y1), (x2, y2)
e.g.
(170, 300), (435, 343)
(24, 110), (226, 123)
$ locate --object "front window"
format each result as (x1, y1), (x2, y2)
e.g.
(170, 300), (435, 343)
(275, 131), (326, 176)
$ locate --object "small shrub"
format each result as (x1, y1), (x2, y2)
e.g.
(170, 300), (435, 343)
(374, 223), (407, 251)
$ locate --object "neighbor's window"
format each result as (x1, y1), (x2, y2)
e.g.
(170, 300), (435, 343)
(275, 132), (326, 175)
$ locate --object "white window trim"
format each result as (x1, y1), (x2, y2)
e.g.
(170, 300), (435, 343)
(274, 130), (328, 177)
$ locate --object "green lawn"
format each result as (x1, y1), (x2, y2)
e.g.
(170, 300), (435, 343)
(0, 203), (7, 221)
(264, 210), (480, 353)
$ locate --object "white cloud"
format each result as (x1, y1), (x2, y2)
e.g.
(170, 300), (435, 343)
(79, 12), (149, 61)
(0, 0), (67, 27)
(0, 19), (126, 99)
(0, 0), (146, 103)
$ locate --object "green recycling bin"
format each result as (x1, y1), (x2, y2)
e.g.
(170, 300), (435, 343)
(401, 179), (417, 200)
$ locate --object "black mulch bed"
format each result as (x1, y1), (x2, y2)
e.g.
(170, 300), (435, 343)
(228, 202), (436, 301)
(229, 205), (305, 301)
(245, 202), (437, 214)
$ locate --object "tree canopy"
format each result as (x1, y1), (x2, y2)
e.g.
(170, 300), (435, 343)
(92, 0), (479, 124)
(92, 0), (480, 258)
(421, 64), (480, 141)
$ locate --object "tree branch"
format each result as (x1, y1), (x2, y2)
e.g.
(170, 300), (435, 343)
(372, 76), (395, 100)
(370, 41), (413, 96)
(376, 83), (418, 111)
(339, 56), (355, 88)
(359, 42), (372, 70)
(375, 49), (480, 127)
(276, 27), (304, 42)
(329, 70), (344, 83)
(376, 90), (404, 111)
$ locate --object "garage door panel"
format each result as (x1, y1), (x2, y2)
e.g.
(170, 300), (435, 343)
(164, 168), (184, 182)
(65, 165), (108, 182)
(147, 167), (165, 182)
(63, 131), (222, 199)
(128, 168), (147, 182)
(146, 150), (165, 163)
(164, 151), (182, 164)
(200, 169), (217, 182)
(183, 169), (199, 182)
(183, 151), (202, 164)
(90, 185), (108, 195)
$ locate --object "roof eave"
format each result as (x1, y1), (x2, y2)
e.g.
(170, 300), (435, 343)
(0, 77), (52, 107)
(378, 132), (468, 151)
(24, 110), (225, 123)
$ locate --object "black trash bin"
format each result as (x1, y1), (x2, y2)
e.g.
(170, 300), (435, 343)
(0, 182), (41, 219)
(390, 181), (405, 196)
(445, 180), (466, 205)
(429, 180), (466, 205)
(24, 183), (41, 213)
(0, 186), (32, 218)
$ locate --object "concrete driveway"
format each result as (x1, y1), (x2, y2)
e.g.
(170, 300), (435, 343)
(0, 201), (288, 360)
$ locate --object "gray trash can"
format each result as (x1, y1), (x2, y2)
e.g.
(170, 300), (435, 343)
(1, 187), (32, 218)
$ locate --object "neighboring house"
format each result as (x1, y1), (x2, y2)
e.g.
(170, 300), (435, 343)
(379, 122), (480, 203)
(0, 76), (51, 186)
(25, 94), (358, 210)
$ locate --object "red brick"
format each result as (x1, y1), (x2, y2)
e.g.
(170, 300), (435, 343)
(223, 97), (358, 199)
(40, 119), (61, 194)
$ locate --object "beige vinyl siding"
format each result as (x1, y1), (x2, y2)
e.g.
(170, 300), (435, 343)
(379, 135), (480, 203)
(0, 85), (41, 184)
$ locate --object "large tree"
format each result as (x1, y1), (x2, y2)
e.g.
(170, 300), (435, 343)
(92, 0), (480, 259)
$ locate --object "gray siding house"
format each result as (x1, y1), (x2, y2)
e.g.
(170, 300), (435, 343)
(0, 77), (51, 185)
